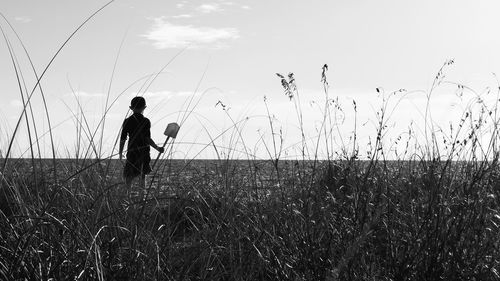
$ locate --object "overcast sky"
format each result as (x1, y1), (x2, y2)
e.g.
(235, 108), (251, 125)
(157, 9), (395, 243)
(1, 0), (500, 159)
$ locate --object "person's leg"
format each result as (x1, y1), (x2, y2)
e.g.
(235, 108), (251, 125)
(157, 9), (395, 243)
(137, 157), (146, 197)
(139, 174), (146, 199)
(125, 176), (135, 200)
(139, 161), (146, 189)
(139, 174), (145, 189)
(125, 176), (133, 189)
(123, 158), (135, 199)
(138, 158), (151, 199)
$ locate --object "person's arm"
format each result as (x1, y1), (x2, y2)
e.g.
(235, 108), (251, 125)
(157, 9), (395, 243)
(148, 138), (164, 153)
(146, 119), (164, 153)
(119, 120), (127, 159)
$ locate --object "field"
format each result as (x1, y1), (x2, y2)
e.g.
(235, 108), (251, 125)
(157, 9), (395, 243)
(2, 59), (500, 280)
(1, 3), (500, 279)
(1, 157), (500, 280)
(2, 61), (500, 281)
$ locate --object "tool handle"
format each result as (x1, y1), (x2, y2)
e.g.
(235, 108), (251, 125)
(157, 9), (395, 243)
(151, 136), (170, 170)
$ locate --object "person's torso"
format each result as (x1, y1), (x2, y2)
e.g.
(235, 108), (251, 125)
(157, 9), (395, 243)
(125, 114), (150, 152)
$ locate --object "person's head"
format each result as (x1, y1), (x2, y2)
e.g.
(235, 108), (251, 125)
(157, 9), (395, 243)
(130, 96), (146, 113)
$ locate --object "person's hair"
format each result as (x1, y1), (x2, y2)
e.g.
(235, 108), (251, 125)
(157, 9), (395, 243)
(130, 96), (146, 110)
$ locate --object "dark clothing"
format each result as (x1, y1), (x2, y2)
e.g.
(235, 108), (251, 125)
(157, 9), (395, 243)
(121, 113), (152, 178)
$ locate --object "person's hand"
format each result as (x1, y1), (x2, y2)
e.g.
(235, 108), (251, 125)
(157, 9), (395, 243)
(158, 147), (165, 153)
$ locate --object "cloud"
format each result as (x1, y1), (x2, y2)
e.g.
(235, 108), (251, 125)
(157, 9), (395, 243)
(10, 99), (23, 108)
(143, 18), (239, 49)
(131, 91), (194, 99)
(66, 91), (104, 98)
(172, 14), (193, 19)
(14, 16), (32, 23)
(176, 1), (187, 9)
(133, 91), (173, 98)
(241, 5), (251, 10)
(197, 3), (223, 14)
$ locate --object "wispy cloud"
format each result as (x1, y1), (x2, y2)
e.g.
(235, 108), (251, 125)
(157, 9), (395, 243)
(241, 5), (251, 10)
(66, 91), (104, 98)
(10, 99), (23, 108)
(197, 3), (223, 14)
(14, 16), (32, 23)
(131, 91), (194, 99)
(172, 14), (193, 19)
(133, 91), (173, 98)
(143, 18), (239, 49)
(176, 1), (187, 9)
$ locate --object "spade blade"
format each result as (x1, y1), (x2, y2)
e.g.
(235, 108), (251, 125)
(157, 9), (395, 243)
(164, 123), (180, 138)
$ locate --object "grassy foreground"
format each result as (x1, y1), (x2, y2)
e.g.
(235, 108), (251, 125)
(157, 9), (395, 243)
(0, 157), (499, 280)
(0, 2), (499, 278)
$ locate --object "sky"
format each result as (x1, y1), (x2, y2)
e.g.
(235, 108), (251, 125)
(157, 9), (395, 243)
(1, 0), (500, 159)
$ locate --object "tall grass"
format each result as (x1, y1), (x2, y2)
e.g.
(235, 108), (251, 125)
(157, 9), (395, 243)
(1, 4), (500, 280)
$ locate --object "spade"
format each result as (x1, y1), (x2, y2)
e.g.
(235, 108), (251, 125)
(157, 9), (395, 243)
(151, 122), (180, 170)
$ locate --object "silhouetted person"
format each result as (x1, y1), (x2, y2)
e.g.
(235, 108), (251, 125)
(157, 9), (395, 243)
(119, 97), (164, 194)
